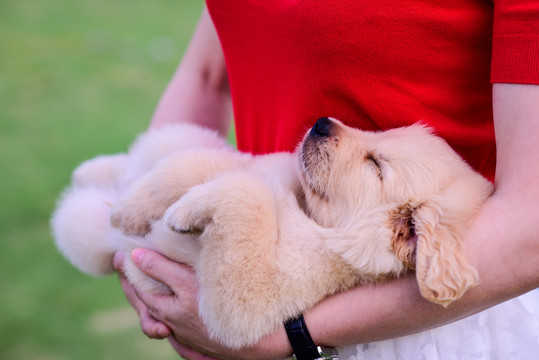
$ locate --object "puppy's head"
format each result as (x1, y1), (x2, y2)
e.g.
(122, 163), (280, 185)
(297, 117), (493, 306)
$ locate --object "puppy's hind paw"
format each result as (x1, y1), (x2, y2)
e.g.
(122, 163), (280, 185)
(110, 203), (152, 235)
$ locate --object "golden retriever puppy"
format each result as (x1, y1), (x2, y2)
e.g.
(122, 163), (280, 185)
(52, 117), (492, 349)
(105, 117), (493, 349)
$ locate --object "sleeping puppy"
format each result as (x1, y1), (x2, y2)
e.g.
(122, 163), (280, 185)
(52, 117), (493, 349)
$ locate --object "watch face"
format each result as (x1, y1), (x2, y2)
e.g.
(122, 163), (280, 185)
(291, 347), (339, 360)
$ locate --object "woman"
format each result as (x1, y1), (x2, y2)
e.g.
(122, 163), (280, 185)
(114, 1), (539, 359)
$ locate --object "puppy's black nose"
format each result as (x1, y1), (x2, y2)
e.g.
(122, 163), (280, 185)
(310, 117), (333, 137)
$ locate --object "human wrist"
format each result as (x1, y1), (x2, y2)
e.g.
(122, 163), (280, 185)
(251, 324), (293, 360)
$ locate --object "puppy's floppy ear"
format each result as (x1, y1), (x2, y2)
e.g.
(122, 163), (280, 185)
(391, 186), (481, 307)
(413, 199), (479, 307)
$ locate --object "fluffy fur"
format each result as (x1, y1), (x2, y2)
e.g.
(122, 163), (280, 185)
(51, 118), (493, 349)
(51, 123), (229, 292)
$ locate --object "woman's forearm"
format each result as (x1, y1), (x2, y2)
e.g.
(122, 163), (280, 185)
(305, 193), (539, 348)
(251, 164), (539, 358)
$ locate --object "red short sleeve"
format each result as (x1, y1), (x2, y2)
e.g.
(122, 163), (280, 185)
(491, 0), (539, 84)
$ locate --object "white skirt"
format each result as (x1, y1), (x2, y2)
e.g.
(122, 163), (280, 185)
(339, 289), (539, 360)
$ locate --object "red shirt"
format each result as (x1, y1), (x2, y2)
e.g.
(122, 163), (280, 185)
(206, 0), (539, 181)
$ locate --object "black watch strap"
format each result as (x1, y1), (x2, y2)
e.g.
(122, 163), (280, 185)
(284, 314), (321, 360)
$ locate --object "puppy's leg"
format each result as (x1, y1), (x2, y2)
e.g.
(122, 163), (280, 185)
(111, 149), (247, 235)
(164, 173), (286, 348)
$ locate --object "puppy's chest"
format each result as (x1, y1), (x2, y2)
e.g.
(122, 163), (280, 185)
(277, 238), (361, 301)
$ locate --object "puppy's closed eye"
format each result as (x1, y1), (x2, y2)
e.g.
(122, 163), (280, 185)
(366, 153), (383, 181)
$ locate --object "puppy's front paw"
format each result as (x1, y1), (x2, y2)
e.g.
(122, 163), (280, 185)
(163, 189), (214, 235)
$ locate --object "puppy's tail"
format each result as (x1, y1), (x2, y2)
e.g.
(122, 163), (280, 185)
(51, 187), (120, 276)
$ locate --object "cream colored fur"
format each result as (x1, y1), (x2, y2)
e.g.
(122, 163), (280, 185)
(52, 118), (493, 349)
(51, 123), (229, 293)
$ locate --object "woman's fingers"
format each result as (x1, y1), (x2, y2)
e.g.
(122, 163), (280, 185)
(131, 248), (198, 296)
(131, 249), (176, 290)
(113, 251), (172, 339)
(131, 249), (199, 324)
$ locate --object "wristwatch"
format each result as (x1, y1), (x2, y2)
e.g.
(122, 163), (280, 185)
(284, 314), (339, 360)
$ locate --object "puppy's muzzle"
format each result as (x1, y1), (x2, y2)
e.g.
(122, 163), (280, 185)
(310, 117), (335, 138)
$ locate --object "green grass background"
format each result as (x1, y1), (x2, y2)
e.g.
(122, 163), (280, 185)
(0, 1), (215, 358)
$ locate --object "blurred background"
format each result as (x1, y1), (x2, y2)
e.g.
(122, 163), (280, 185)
(0, 0), (216, 358)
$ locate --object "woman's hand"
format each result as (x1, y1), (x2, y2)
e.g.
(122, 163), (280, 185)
(114, 249), (291, 360)
(113, 251), (221, 360)
(113, 252), (172, 339)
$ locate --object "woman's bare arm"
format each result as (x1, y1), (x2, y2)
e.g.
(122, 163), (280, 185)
(150, 7), (232, 136)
